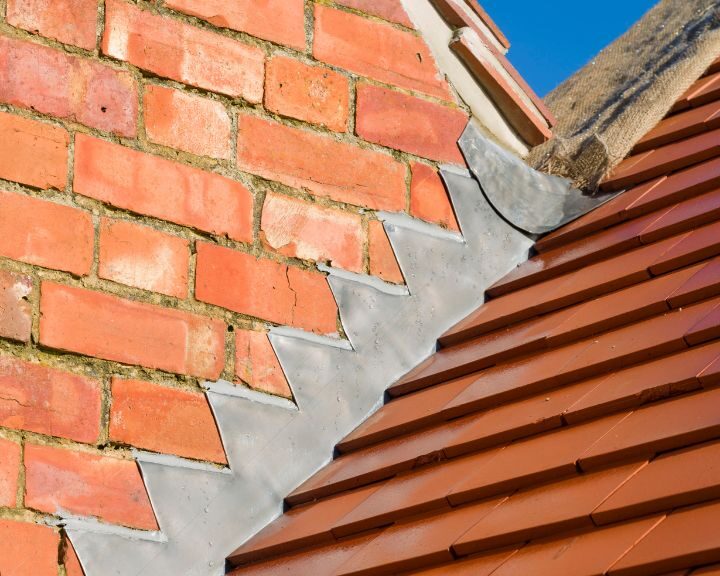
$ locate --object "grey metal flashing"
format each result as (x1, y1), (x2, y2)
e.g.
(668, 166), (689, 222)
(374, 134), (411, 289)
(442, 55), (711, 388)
(68, 140), (549, 575)
(317, 263), (411, 297)
(460, 122), (618, 234)
(132, 450), (232, 475)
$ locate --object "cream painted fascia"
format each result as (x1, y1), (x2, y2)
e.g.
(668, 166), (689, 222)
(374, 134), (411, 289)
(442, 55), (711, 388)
(452, 0), (508, 54)
(456, 26), (545, 122)
(402, 0), (544, 157)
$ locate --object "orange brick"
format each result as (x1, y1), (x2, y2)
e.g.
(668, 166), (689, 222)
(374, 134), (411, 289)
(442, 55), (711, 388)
(110, 378), (226, 463)
(99, 218), (189, 298)
(0, 270), (32, 343)
(63, 538), (84, 576)
(0, 520), (59, 575)
(74, 135), (254, 242)
(103, 0), (264, 102)
(356, 84), (467, 163)
(195, 243), (338, 334)
(265, 56), (349, 132)
(335, 0), (413, 26)
(39, 282), (226, 379)
(261, 193), (364, 272)
(7, 0), (97, 49)
(0, 36), (138, 136)
(313, 5), (449, 100)
(0, 190), (93, 275)
(410, 162), (459, 230)
(144, 84), (232, 159)
(369, 220), (403, 283)
(164, 0), (306, 50)
(235, 329), (292, 398)
(0, 111), (68, 190)
(24, 444), (157, 529)
(0, 355), (101, 443)
(237, 113), (405, 211)
(0, 437), (20, 507)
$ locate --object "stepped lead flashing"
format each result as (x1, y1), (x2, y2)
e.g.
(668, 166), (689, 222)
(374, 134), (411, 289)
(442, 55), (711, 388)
(69, 152), (534, 574)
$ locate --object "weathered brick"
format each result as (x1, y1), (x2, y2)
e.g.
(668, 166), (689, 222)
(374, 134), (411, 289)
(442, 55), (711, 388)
(356, 84), (467, 163)
(335, 0), (413, 26)
(0, 437), (20, 507)
(7, 0), (98, 49)
(410, 162), (460, 230)
(0, 190), (93, 276)
(0, 520), (59, 575)
(196, 243), (338, 334)
(313, 5), (450, 100)
(144, 84), (232, 160)
(24, 444), (158, 529)
(261, 193), (364, 272)
(369, 220), (403, 283)
(0, 355), (101, 443)
(99, 218), (189, 298)
(110, 378), (226, 463)
(0, 35), (137, 137)
(74, 135), (254, 242)
(265, 56), (349, 132)
(0, 111), (68, 190)
(236, 113), (405, 211)
(63, 538), (84, 576)
(0, 270), (32, 343)
(103, 0), (264, 102)
(165, 0), (306, 50)
(235, 329), (292, 398)
(39, 282), (226, 379)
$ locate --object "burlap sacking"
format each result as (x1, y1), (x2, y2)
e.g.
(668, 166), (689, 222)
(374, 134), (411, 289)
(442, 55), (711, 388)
(528, 0), (720, 192)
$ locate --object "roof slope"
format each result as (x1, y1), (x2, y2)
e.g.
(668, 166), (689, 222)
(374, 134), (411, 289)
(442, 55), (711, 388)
(226, 57), (720, 576)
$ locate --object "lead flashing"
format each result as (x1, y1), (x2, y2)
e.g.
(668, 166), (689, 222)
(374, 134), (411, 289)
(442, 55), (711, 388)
(69, 128), (535, 576)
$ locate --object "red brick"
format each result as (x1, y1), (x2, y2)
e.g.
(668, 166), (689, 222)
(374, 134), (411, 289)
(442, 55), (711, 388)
(0, 111), (68, 190)
(235, 329), (292, 398)
(103, 0), (264, 102)
(0, 520), (59, 575)
(39, 282), (226, 379)
(236, 113), (405, 211)
(24, 443), (157, 529)
(334, 0), (413, 26)
(164, 0), (306, 50)
(99, 218), (189, 298)
(0, 36), (137, 136)
(195, 243), (338, 334)
(369, 220), (403, 283)
(0, 355), (101, 443)
(144, 84), (232, 159)
(410, 162), (460, 230)
(261, 193), (363, 272)
(110, 378), (226, 463)
(265, 56), (349, 132)
(63, 538), (84, 576)
(0, 270), (32, 342)
(0, 190), (93, 275)
(74, 135), (254, 242)
(7, 0), (97, 49)
(356, 84), (467, 163)
(313, 5), (450, 100)
(0, 437), (20, 507)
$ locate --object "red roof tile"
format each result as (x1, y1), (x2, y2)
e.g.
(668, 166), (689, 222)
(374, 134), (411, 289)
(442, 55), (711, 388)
(228, 56), (720, 576)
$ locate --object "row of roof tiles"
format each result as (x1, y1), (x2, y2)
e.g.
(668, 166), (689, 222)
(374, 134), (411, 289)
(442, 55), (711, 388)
(227, 55), (720, 576)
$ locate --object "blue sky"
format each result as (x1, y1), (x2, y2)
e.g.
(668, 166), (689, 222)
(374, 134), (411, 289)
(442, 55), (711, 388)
(479, 0), (658, 96)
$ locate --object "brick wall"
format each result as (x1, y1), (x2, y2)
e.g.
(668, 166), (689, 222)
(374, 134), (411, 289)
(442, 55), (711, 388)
(0, 1), (468, 573)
